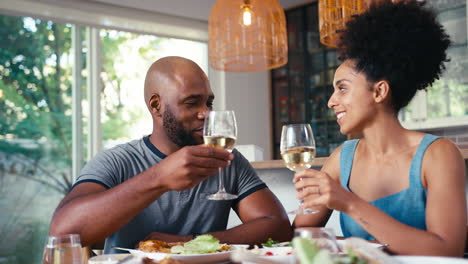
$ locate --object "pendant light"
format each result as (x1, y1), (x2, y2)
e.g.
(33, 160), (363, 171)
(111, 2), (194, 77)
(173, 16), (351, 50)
(319, 0), (368, 47)
(209, 0), (288, 72)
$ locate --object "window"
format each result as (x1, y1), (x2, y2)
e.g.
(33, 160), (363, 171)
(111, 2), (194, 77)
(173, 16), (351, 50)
(99, 29), (208, 148)
(400, 0), (468, 129)
(0, 12), (208, 264)
(0, 15), (74, 263)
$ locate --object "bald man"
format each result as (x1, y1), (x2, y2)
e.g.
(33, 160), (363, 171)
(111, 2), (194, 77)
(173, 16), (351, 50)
(49, 56), (292, 254)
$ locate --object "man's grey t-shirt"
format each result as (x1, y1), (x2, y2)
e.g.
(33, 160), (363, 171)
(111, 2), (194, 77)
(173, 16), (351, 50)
(75, 136), (267, 253)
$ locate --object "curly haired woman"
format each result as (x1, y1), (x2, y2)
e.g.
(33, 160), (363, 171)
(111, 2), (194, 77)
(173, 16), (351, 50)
(293, 0), (466, 256)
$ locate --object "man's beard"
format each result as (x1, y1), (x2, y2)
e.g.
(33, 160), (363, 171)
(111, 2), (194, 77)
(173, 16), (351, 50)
(162, 105), (198, 147)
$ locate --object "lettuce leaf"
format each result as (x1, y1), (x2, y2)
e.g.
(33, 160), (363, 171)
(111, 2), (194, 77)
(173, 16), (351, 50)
(170, 234), (221, 254)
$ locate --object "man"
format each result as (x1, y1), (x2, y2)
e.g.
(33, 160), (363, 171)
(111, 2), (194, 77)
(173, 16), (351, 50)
(49, 56), (292, 253)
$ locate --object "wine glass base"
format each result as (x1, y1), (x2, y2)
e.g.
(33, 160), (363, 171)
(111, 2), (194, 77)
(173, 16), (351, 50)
(287, 208), (319, 215)
(208, 192), (238, 200)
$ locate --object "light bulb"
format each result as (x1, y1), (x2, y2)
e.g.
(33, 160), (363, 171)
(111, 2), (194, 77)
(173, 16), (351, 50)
(240, 0), (254, 27)
(242, 6), (253, 26)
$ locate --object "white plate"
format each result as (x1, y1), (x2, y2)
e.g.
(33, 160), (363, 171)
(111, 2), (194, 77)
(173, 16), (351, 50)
(123, 244), (248, 264)
(88, 254), (140, 264)
(337, 240), (385, 250)
(238, 246), (295, 264)
(394, 256), (468, 264)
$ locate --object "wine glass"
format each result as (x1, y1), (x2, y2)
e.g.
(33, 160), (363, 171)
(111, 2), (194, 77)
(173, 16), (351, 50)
(43, 234), (84, 264)
(203, 110), (238, 200)
(280, 123), (318, 214)
(294, 227), (339, 253)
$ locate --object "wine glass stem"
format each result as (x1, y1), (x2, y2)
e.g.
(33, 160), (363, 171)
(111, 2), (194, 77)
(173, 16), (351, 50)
(218, 167), (227, 193)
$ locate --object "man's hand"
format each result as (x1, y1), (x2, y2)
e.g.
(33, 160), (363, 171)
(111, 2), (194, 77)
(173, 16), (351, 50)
(144, 232), (192, 243)
(153, 145), (234, 191)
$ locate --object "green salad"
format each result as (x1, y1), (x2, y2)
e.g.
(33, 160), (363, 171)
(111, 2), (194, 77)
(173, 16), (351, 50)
(170, 234), (222, 255)
(292, 237), (369, 264)
(261, 237), (292, 247)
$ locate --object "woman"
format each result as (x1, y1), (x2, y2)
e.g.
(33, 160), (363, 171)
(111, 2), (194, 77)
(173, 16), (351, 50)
(294, 1), (466, 256)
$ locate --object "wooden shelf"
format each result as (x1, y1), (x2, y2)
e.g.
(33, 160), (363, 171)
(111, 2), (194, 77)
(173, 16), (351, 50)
(461, 149), (468, 159)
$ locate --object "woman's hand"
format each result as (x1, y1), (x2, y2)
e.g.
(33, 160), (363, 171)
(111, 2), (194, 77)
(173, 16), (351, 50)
(293, 169), (358, 213)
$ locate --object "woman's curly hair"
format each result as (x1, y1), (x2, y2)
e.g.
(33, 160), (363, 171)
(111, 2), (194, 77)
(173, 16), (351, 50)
(337, 0), (451, 112)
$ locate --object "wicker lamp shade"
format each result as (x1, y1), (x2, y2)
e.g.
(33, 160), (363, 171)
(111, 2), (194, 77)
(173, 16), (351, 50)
(209, 0), (288, 72)
(319, 0), (367, 47)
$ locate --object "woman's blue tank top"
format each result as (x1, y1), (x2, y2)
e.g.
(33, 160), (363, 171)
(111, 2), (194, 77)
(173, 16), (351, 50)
(339, 134), (441, 240)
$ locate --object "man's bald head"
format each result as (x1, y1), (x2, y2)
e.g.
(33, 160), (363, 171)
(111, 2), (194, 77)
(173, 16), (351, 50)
(143, 56), (207, 109)
(144, 56), (213, 149)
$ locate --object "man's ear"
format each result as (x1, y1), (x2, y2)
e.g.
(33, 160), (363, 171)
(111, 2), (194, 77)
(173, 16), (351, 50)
(373, 80), (390, 104)
(149, 94), (162, 116)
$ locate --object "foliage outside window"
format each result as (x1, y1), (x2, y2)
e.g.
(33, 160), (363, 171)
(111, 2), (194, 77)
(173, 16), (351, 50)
(0, 13), (208, 263)
(401, 0), (468, 125)
(0, 15), (73, 263)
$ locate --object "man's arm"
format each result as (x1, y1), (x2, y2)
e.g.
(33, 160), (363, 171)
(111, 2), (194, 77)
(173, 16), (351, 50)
(211, 188), (293, 245)
(49, 145), (233, 246)
(144, 188), (292, 245)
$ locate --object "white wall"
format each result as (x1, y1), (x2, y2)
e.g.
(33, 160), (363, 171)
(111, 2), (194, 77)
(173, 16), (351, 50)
(224, 71), (272, 160)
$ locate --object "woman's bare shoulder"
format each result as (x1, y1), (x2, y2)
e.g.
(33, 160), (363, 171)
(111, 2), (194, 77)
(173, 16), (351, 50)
(426, 137), (463, 161)
(423, 137), (465, 183)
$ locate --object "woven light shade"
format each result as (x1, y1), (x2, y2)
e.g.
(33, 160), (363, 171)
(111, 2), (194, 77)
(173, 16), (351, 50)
(209, 0), (288, 72)
(319, 0), (367, 47)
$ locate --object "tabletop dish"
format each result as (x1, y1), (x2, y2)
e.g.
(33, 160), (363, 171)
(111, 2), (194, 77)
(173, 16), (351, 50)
(120, 244), (248, 264)
(336, 240), (385, 251)
(233, 246), (295, 264)
(88, 254), (139, 264)
(394, 256), (468, 264)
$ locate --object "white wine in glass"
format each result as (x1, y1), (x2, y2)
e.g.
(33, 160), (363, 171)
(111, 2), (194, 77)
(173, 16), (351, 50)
(203, 110), (238, 200)
(280, 124), (319, 215)
(282, 146), (316, 171)
(203, 136), (236, 151)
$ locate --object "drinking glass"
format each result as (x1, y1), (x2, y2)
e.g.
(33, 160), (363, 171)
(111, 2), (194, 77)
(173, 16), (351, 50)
(294, 227), (339, 253)
(280, 123), (318, 214)
(203, 110), (238, 200)
(43, 234), (84, 264)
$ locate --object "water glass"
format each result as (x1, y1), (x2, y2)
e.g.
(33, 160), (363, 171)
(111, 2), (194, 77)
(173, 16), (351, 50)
(294, 227), (339, 253)
(43, 234), (84, 264)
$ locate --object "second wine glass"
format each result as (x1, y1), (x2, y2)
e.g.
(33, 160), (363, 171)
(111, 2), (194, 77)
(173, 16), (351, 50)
(203, 110), (238, 200)
(43, 234), (84, 264)
(280, 123), (319, 214)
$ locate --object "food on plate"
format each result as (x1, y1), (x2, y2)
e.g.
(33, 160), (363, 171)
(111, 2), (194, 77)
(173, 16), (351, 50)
(343, 238), (395, 264)
(261, 237), (291, 247)
(141, 257), (186, 264)
(137, 234), (231, 255)
(137, 240), (184, 253)
(170, 234), (231, 254)
(261, 238), (279, 247)
(293, 237), (396, 264)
